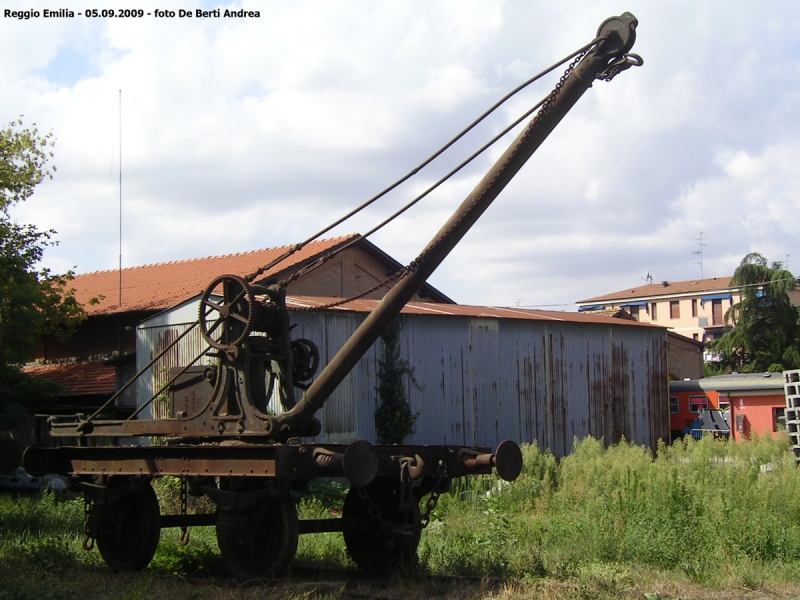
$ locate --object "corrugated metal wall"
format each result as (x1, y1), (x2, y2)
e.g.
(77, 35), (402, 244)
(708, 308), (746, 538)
(137, 309), (669, 455)
(136, 324), (214, 420)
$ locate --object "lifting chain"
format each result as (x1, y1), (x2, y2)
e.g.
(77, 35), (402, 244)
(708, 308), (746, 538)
(355, 459), (449, 536)
(356, 481), (414, 539)
(237, 42), (608, 313)
(179, 478), (191, 546)
(402, 49), (590, 279)
(420, 460), (448, 529)
(82, 495), (94, 551)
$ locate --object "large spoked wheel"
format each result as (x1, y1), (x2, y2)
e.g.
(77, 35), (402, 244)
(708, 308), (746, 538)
(93, 482), (161, 571)
(199, 274), (254, 349)
(216, 494), (299, 581)
(342, 477), (421, 573)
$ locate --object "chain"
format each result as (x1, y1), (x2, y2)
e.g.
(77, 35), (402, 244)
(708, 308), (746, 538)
(420, 461), (448, 529)
(403, 48), (590, 278)
(179, 478), (191, 546)
(295, 268), (410, 311)
(82, 495), (94, 551)
(233, 43), (603, 313)
(285, 53), (587, 313)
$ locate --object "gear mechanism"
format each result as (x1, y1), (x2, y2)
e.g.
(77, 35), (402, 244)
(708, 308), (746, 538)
(291, 338), (320, 383)
(199, 275), (254, 350)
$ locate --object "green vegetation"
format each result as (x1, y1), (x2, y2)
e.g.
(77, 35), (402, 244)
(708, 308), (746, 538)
(712, 252), (800, 373)
(0, 119), (87, 429)
(3, 435), (800, 599)
(374, 316), (420, 444)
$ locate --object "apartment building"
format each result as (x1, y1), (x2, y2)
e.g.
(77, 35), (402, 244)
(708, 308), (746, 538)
(577, 277), (764, 344)
(578, 276), (800, 346)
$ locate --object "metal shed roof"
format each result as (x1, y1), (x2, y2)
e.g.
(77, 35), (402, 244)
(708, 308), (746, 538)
(284, 296), (666, 328)
(670, 372), (785, 393)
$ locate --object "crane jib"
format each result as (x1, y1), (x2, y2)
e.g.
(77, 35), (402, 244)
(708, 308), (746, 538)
(274, 12), (641, 436)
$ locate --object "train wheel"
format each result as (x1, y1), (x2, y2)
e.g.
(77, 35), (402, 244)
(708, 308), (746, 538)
(215, 494), (298, 581)
(93, 482), (161, 571)
(342, 477), (421, 573)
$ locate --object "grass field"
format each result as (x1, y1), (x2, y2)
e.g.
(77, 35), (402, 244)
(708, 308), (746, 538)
(3, 434), (800, 599)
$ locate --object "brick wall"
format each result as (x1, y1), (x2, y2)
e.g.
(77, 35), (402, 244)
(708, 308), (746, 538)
(668, 333), (704, 380)
(285, 246), (428, 301)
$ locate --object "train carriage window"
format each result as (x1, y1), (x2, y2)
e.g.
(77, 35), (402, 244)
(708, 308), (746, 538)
(689, 395), (708, 413)
(669, 396), (679, 414)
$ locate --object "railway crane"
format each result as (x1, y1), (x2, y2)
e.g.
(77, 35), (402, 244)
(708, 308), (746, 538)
(24, 13), (641, 580)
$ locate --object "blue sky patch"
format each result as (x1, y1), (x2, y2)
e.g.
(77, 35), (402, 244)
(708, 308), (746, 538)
(39, 45), (101, 87)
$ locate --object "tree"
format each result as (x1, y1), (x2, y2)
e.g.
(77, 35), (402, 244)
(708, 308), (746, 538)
(711, 252), (800, 373)
(0, 119), (87, 429)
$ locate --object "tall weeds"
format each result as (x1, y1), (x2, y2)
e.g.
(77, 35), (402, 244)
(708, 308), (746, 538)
(3, 434), (800, 593)
(419, 434), (800, 587)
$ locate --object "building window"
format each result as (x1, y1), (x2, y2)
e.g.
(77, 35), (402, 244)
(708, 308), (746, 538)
(689, 395), (708, 413)
(712, 299), (723, 326)
(628, 305), (640, 320)
(774, 407), (786, 432)
(692, 298), (698, 317)
(650, 303), (657, 320)
(669, 396), (679, 414)
(693, 333), (699, 341)
(670, 300), (680, 319)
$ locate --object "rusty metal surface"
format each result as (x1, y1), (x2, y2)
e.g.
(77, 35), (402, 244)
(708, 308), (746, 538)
(24, 442), (496, 480)
(136, 307), (668, 456)
(137, 320), (214, 420)
(285, 296), (663, 327)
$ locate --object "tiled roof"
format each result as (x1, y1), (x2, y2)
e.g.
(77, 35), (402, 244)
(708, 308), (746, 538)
(577, 276), (734, 304)
(70, 235), (358, 316)
(24, 362), (116, 396)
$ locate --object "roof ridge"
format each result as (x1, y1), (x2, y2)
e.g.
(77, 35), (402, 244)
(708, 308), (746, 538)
(75, 234), (359, 277)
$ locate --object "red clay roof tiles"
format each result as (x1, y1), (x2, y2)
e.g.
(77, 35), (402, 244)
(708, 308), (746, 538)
(24, 362), (116, 396)
(70, 235), (357, 316)
(577, 276), (734, 304)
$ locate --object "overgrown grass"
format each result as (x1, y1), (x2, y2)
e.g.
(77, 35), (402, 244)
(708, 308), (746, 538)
(418, 433), (800, 589)
(3, 435), (800, 598)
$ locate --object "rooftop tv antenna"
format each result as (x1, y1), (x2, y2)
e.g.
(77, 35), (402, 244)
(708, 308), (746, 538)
(693, 231), (706, 278)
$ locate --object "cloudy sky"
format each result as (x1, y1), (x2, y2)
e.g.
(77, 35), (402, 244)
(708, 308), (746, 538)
(2, 1), (799, 309)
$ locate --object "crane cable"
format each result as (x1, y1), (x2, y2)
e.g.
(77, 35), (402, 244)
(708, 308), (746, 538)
(244, 35), (604, 286)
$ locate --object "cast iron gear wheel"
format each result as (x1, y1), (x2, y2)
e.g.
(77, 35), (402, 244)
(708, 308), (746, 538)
(199, 274), (255, 350)
(291, 338), (320, 382)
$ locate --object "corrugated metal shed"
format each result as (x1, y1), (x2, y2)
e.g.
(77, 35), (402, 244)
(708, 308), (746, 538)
(137, 296), (669, 455)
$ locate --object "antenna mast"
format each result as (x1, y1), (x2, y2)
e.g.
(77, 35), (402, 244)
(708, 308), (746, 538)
(693, 231), (706, 278)
(118, 89), (122, 308)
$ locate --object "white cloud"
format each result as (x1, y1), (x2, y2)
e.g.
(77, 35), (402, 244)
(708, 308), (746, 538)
(2, 0), (800, 311)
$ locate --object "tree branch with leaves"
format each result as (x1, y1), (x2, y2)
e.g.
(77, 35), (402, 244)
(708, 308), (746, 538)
(0, 119), (87, 428)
